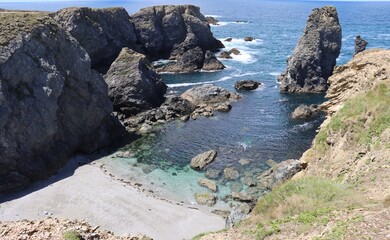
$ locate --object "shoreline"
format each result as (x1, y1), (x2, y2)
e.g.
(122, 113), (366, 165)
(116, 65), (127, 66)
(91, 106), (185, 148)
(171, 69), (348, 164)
(0, 155), (225, 240)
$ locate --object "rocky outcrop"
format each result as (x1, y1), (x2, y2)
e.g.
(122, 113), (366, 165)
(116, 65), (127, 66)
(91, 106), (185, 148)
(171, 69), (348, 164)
(190, 150), (217, 170)
(0, 12), (124, 194)
(131, 5), (225, 72)
(234, 80), (261, 91)
(321, 49), (390, 114)
(291, 104), (320, 119)
(354, 35), (368, 55)
(104, 48), (167, 117)
(53, 7), (139, 73)
(195, 193), (217, 206)
(278, 6), (342, 93)
(258, 159), (302, 190)
(205, 16), (219, 25)
(202, 50), (226, 71)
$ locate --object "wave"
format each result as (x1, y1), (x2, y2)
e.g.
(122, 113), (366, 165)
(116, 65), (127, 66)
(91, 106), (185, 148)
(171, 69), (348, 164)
(218, 38), (263, 64)
(205, 15), (222, 18)
(167, 71), (261, 88)
(269, 72), (280, 76)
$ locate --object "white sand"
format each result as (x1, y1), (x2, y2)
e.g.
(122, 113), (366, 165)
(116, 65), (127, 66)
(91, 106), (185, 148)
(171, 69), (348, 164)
(0, 156), (225, 240)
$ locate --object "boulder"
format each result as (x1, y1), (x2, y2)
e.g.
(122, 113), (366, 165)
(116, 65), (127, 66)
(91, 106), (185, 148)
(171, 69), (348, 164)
(291, 104), (320, 119)
(224, 37), (233, 42)
(354, 35), (368, 55)
(198, 178), (218, 192)
(195, 193), (217, 206)
(0, 12), (124, 194)
(218, 51), (233, 59)
(53, 7), (139, 73)
(104, 48), (167, 117)
(224, 167), (240, 181)
(278, 6), (342, 93)
(190, 150), (217, 170)
(181, 84), (240, 106)
(258, 159), (302, 190)
(130, 5), (224, 61)
(205, 16), (219, 25)
(234, 80), (261, 91)
(229, 48), (240, 55)
(244, 36), (254, 41)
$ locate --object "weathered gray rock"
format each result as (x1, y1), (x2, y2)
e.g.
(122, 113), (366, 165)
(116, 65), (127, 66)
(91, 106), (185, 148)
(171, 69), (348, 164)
(244, 36), (254, 42)
(104, 48), (167, 117)
(234, 80), (261, 91)
(190, 150), (217, 170)
(205, 169), (221, 179)
(354, 35), (368, 55)
(181, 84), (240, 106)
(278, 6), (342, 93)
(258, 159), (302, 190)
(202, 50), (225, 71)
(224, 37), (232, 42)
(131, 5), (224, 61)
(291, 104), (320, 119)
(198, 178), (218, 192)
(229, 48), (240, 55)
(0, 13), (124, 194)
(224, 167), (240, 181)
(232, 192), (255, 203)
(205, 16), (219, 25)
(218, 51), (233, 59)
(195, 193), (217, 206)
(53, 7), (139, 73)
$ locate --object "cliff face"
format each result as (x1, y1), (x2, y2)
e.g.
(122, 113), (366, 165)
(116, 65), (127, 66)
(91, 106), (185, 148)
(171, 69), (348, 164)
(53, 7), (139, 73)
(278, 6), (342, 93)
(0, 12), (123, 194)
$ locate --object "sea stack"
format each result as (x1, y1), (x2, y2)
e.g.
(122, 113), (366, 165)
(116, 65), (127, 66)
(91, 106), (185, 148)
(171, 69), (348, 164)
(354, 35), (368, 55)
(278, 6), (342, 93)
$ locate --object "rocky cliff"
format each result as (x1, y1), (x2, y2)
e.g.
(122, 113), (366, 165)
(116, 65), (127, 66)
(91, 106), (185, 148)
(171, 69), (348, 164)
(131, 5), (225, 72)
(0, 12), (124, 194)
(278, 6), (342, 93)
(53, 7), (139, 73)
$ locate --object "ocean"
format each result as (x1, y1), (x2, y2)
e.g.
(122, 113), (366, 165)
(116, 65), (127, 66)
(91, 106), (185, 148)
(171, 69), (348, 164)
(2, 0), (390, 205)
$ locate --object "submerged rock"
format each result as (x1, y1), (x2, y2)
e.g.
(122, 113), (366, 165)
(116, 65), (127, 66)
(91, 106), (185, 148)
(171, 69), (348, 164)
(195, 193), (217, 206)
(224, 167), (240, 181)
(53, 7), (139, 73)
(205, 169), (221, 179)
(278, 6), (342, 93)
(291, 104), (320, 119)
(258, 159), (302, 190)
(234, 80), (261, 91)
(244, 36), (254, 42)
(354, 35), (368, 55)
(0, 12), (124, 193)
(198, 178), (218, 192)
(190, 150), (217, 170)
(229, 48), (241, 55)
(104, 48), (167, 117)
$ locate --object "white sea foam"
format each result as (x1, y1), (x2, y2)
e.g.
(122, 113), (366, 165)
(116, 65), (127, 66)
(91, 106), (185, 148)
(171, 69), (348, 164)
(217, 38), (263, 64)
(211, 21), (250, 27)
(269, 72), (280, 76)
(167, 71), (260, 88)
(205, 15), (222, 18)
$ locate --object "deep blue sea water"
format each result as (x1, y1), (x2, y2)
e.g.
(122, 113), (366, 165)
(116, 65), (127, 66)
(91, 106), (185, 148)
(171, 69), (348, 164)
(2, 0), (389, 204)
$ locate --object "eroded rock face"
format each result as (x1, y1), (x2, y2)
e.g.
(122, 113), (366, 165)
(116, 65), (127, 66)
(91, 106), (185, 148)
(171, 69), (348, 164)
(53, 7), (139, 73)
(354, 35), (368, 55)
(104, 48), (167, 117)
(0, 12), (123, 194)
(278, 6), (342, 93)
(258, 159), (302, 190)
(181, 84), (240, 106)
(234, 80), (261, 91)
(131, 5), (225, 72)
(291, 104), (320, 119)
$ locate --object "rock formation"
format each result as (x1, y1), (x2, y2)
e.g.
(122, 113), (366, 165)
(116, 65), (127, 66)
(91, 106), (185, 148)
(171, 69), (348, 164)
(278, 6), (342, 93)
(104, 48), (167, 117)
(0, 12), (124, 194)
(291, 104), (320, 119)
(258, 159), (302, 190)
(131, 5), (225, 72)
(53, 7), (139, 73)
(354, 35), (368, 55)
(190, 150), (217, 170)
(234, 80), (261, 91)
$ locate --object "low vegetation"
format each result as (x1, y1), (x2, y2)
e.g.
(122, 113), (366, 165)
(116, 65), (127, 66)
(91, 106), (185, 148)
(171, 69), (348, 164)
(63, 230), (82, 240)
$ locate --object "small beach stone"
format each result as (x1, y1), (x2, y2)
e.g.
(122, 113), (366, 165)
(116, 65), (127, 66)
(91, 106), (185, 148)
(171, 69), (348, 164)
(198, 178), (218, 192)
(195, 193), (217, 206)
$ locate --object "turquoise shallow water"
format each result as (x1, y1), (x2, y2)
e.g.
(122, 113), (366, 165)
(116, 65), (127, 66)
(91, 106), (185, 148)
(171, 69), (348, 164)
(3, 0), (390, 205)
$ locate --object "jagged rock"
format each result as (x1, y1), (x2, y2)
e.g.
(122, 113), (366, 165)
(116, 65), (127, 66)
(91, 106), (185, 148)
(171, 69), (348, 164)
(278, 6), (342, 93)
(219, 51), (233, 59)
(0, 12), (124, 194)
(291, 104), (320, 119)
(241, 176), (257, 187)
(206, 16), (219, 25)
(161, 95), (196, 116)
(229, 48), (240, 55)
(224, 167), (240, 181)
(190, 150), (217, 170)
(198, 178), (218, 192)
(131, 5), (224, 61)
(224, 37), (233, 42)
(181, 84), (240, 106)
(195, 193), (217, 206)
(211, 209), (231, 218)
(202, 50), (226, 71)
(53, 7), (139, 73)
(354, 35), (368, 55)
(232, 192), (255, 203)
(225, 208), (247, 228)
(258, 159), (302, 190)
(244, 36), (254, 41)
(234, 80), (261, 91)
(104, 48), (167, 117)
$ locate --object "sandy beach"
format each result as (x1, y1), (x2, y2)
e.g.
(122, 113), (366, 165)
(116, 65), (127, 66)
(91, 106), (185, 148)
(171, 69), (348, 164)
(0, 156), (225, 240)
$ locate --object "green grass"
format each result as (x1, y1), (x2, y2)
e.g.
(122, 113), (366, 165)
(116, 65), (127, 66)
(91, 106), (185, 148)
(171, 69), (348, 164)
(63, 230), (82, 240)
